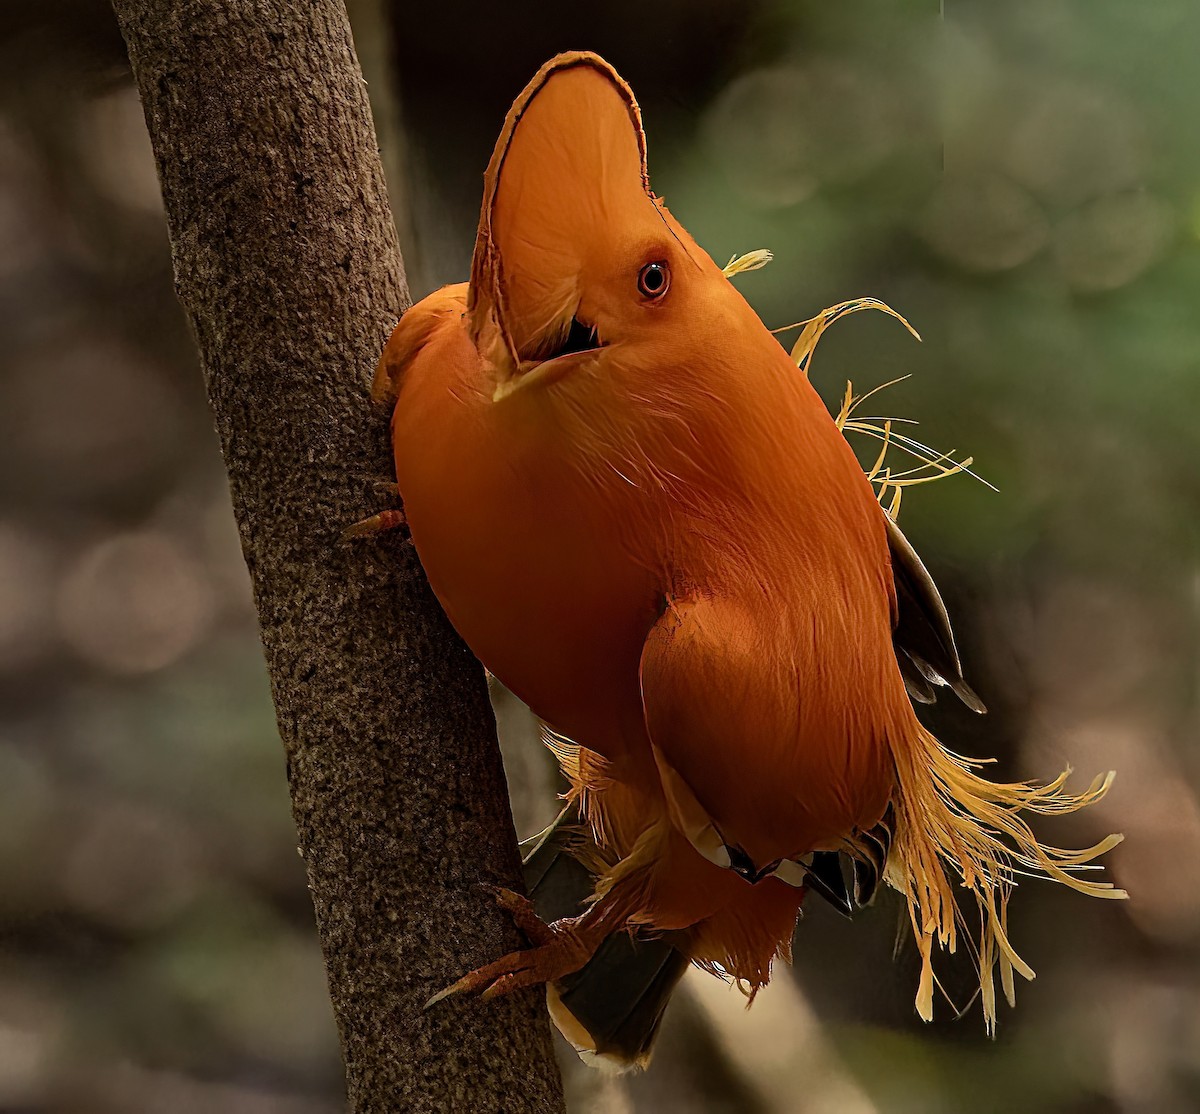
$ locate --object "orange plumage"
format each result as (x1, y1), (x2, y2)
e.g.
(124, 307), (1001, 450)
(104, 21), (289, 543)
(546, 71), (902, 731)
(374, 53), (1124, 1063)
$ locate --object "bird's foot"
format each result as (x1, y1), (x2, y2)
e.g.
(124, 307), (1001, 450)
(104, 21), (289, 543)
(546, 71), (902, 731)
(425, 887), (600, 1008)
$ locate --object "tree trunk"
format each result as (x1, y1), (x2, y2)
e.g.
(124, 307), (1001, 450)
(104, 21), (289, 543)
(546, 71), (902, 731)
(109, 2), (566, 1110)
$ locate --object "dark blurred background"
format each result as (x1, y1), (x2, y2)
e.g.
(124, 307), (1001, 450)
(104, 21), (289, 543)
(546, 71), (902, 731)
(1, 1), (1197, 1111)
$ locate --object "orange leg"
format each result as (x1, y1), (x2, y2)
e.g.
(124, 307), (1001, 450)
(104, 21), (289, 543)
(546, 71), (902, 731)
(425, 886), (634, 1007)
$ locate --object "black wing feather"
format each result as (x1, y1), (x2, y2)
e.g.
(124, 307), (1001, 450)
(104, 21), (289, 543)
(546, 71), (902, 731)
(886, 515), (986, 714)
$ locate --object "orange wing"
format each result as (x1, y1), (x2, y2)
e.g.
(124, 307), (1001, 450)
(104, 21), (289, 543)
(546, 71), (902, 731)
(640, 595), (892, 877)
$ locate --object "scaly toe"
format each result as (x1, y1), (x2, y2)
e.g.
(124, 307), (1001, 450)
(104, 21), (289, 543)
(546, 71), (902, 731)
(482, 884), (556, 947)
(423, 923), (598, 1011)
(480, 970), (540, 1001)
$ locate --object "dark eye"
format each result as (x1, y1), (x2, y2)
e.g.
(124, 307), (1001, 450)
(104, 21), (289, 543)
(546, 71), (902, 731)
(638, 261), (670, 299)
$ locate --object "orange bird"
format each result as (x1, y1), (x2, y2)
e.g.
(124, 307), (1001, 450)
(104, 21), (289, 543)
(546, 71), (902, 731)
(371, 52), (1125, 1066)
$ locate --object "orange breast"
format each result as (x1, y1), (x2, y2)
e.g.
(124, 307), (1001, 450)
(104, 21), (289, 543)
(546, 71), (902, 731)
(391, 292), (660, 764)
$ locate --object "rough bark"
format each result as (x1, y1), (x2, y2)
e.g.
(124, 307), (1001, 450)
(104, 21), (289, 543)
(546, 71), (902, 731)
(109, 1), (566, 1110)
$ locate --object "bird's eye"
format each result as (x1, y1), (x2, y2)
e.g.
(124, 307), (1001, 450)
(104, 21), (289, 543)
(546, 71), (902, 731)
(638, 262), (670, 299)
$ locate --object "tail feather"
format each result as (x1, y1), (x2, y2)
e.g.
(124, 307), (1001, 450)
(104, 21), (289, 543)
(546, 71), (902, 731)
(887, 724), (1125, 1033)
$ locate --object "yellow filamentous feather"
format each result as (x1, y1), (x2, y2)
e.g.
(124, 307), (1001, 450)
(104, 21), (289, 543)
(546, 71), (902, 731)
(784, 292), (1126, 1030)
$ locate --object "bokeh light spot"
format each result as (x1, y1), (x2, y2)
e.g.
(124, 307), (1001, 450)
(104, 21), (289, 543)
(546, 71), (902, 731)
(3, 339), (185, 500)
(78, 87), (163, 215)
(705, 61), (898, 208)
(1006, 80), (1146, 208)
(0, 522), (56, 671)
(57, 531), (213, 675)
(919, 172), (1049, 272)
(1052, 191), (1174, 292)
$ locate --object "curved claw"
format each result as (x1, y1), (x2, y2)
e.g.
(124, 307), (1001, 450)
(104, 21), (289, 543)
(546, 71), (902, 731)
(425, 975), (477, 1011)
(340, 508), (407, 541)
(423, 934), (589, 1009)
